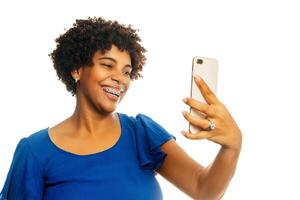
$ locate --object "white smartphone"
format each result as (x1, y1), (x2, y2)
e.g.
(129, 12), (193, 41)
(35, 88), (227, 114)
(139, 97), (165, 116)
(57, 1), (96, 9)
(189, 56), (218, 134)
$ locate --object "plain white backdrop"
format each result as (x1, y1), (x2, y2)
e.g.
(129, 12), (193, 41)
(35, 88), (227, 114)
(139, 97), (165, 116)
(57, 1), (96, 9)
(1, 0), (300, 199)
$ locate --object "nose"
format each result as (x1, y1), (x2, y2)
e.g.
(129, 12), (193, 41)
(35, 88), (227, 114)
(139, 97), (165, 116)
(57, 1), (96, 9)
(110, 71), (124, 84)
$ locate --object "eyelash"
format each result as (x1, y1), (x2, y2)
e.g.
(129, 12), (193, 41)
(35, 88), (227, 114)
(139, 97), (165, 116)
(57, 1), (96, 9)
(102, 64), (112, 68)
(124, 71), (131, 76)
(101, 63), (131, 77)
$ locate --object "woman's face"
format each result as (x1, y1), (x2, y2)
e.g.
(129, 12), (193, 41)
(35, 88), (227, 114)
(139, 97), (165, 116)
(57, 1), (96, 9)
(75, 45), (132, 114)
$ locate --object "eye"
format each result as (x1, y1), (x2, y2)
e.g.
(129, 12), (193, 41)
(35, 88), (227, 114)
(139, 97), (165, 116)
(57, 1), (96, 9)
(124, 71), (131, 77)
(101, 63), (112, 68)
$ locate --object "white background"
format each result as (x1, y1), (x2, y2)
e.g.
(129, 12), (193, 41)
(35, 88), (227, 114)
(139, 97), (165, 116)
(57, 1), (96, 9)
(0, 0), (300, 199)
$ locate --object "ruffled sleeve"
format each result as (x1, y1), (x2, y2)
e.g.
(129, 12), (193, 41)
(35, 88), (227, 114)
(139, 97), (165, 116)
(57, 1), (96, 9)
(0, 138), (44, 200)
(134, 114), (176, 171)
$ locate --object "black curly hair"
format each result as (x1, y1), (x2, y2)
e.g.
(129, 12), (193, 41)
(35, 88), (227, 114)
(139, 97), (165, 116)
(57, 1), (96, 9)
(49, 17), (146, 96)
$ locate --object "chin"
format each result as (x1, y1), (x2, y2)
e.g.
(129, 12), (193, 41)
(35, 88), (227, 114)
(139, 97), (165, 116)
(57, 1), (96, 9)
(98, 93), (124, 114)
(99, 103), (118, 115)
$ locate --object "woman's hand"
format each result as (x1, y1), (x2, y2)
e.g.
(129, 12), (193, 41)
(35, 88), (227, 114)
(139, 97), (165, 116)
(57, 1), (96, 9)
(181, 75), (242, 152)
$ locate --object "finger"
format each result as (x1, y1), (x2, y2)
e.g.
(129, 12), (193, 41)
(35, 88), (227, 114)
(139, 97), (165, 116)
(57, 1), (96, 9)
(193, 74), (221, 105)
(183, 98), (215, 117)
(182, 111), (210, 129)
(181, 130), (211, 140)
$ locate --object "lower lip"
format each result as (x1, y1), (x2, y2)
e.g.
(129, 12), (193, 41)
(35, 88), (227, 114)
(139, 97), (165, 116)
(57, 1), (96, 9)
(103, 90), (119, 101)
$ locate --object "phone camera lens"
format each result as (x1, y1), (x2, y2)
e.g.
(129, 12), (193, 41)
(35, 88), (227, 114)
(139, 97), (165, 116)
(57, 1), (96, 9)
(196, 59), (203, 64)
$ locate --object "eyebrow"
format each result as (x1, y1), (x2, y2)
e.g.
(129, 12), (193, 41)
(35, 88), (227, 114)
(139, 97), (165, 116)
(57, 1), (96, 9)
(98, 57), (132, 68)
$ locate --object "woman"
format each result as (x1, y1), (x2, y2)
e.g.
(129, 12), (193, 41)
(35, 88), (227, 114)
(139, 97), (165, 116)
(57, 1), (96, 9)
(0, 17), (242, 200)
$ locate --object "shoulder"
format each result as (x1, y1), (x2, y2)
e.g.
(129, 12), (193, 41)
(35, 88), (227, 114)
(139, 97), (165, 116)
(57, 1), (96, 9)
(14, 128), (48, 150)
(16, 128), (51, 163)
(7, 129), (49, 173)
(120, 113), (176, 171)
(25, 128), (49, 149)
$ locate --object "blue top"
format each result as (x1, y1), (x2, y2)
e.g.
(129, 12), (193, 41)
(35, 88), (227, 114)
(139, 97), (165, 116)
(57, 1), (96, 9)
(0, 113), (176, 200)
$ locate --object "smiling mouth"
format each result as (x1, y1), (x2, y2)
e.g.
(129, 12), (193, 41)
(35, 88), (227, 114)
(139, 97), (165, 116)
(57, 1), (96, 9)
(102, 86), (123, 98)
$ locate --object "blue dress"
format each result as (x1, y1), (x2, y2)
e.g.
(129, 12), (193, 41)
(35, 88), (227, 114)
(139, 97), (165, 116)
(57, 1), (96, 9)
(0, 113), (176, 200)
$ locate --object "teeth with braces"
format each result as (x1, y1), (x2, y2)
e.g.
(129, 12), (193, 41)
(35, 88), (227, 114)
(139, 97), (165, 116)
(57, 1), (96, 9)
(103, 87), (122, 97)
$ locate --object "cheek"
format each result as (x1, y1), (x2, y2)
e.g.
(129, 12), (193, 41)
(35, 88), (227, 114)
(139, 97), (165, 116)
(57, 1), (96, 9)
(96, 72), (110, 81)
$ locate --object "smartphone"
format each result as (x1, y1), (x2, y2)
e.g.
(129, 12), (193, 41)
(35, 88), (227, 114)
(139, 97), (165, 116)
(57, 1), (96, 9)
(189, 56), (218, 134)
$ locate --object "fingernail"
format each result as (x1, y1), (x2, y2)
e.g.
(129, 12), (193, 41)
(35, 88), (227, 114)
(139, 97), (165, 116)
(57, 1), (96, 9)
(181, 131), (186, 136)
(182, 98), (188, 103)
(193, 74), (202, 81)
(182, 111), (187, 115)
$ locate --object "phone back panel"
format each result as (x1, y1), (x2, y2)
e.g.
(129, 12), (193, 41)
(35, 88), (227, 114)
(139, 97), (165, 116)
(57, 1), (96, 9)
(190, 56), (218, 134)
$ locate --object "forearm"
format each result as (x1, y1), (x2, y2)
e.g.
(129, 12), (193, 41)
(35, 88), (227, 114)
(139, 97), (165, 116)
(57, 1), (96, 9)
(196, 146), (241, 200)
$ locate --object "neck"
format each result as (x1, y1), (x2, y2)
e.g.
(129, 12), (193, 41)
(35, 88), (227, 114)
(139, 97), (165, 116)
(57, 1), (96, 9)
(69, 96), (117, 137)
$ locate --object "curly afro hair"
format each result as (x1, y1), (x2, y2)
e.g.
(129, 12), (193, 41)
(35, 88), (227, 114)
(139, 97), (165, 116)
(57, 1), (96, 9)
(49, 17), (147, 96)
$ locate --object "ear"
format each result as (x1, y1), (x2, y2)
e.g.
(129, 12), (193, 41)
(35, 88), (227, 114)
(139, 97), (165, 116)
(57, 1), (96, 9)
(71, 68), (82, 82)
